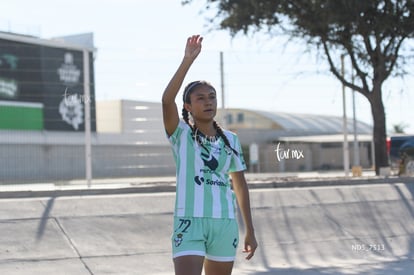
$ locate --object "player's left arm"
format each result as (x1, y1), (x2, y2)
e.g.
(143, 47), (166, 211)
(230, 170), (258, 260)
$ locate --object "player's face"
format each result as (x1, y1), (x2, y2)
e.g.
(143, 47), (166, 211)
(186, 85), (217, 122)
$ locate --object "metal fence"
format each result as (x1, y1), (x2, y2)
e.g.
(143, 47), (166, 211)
(0, 130), (175, 184)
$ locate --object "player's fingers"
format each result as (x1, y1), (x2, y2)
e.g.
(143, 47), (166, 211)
(243, 242), (258, 260)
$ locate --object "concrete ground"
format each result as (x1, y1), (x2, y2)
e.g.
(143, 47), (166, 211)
(0, 172), (413, 274)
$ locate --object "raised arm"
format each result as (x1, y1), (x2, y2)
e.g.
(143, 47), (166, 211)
(162, 35), (203, 136)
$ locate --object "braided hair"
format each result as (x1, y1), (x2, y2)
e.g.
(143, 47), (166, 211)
(182, 81), (239, 156)
(213, 121), (239, 156)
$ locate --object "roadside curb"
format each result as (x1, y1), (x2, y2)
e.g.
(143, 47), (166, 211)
(0, 175), (412, 199)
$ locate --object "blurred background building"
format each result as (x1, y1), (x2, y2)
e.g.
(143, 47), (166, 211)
(216, 109), (373, 173)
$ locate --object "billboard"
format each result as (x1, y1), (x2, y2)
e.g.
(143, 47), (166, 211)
(0, 37), (96, 131)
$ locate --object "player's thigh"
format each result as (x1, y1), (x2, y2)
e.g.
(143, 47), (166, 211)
(173, 255), (204, 275)
(204, 259), (234, 275)
(172, 217), (205, 258)
(205, 218), (239, 261)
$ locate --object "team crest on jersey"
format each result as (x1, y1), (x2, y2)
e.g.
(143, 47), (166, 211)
(174, 233), (183, 247)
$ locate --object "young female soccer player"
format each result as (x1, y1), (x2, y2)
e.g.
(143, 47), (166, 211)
(162, 34), (258, 275)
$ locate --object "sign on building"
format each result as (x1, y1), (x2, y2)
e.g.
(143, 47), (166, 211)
(0, 35), (96, 131)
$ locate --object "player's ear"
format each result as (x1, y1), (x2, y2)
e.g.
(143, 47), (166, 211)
(184, 102), (192, 113)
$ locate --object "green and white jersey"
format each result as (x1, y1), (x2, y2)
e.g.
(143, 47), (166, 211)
(168, 120), (247, 219)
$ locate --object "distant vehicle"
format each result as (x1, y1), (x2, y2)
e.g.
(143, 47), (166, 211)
(387, 135), (414, 176)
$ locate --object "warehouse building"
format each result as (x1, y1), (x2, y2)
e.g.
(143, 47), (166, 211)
(215, 109), (373, 172)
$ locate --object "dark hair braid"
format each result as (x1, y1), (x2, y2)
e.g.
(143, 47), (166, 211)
(213, 121), (239, 156)
(182, 107), (192, 129)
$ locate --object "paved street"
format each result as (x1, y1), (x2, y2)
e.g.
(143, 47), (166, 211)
(1, 179), (414, 274)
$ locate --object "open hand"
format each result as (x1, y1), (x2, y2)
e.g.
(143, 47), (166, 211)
(184, 35), (203, 60)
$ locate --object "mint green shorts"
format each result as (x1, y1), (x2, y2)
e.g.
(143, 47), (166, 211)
(172, 217), (239, 262)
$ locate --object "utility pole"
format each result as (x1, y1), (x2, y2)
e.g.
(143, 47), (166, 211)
(341, 54), (350, 177)
(352, 72), (361, 173)
(220, 51), (226, 128)
(83, 49), (92, 187)
(351, 71), (362, 176)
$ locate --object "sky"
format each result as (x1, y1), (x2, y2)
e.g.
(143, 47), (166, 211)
(2, 0), (414, 134)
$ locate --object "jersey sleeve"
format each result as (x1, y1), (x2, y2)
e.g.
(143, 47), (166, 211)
(228, 134), (247, 173)
(167, 120), (188, 146)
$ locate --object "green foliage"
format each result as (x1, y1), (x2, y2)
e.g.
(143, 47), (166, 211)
(392, 122), (409, 134)
(184, 1), (414, 37)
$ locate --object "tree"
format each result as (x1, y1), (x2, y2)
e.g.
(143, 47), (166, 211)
(183, 0), (414, 175)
